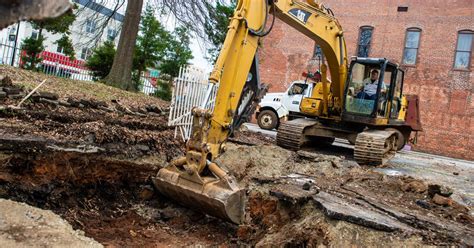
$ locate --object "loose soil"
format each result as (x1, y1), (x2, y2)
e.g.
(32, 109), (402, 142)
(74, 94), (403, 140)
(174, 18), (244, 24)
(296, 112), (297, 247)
(0, 67), (472, 247)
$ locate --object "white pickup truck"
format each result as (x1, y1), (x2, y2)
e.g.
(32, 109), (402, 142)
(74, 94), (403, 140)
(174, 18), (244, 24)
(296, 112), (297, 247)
(256, 80), (315, 130)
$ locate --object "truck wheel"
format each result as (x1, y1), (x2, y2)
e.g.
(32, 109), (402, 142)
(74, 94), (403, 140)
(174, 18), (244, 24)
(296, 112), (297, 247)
(258, 110), (278, 130)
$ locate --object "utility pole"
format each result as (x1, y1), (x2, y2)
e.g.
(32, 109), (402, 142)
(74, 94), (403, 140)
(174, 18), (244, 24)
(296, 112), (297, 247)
(11, 22), (20, 66)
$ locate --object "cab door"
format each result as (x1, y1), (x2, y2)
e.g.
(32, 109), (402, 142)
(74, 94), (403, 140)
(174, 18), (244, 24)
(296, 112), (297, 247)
(283, 82), (308, 112)
(389, 69), (404, 119)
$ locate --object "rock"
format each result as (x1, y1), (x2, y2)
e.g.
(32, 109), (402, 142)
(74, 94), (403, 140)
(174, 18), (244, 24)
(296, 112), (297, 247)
(3, 87), (21, 95)
(239, 124), (249, 132)
(432, 194), (453, 206)
(145, 104), (162, 114)
(237, 225), (253, 241)
(67, 98), (81, 107)
(415, 199), (431, 209)
(38, 98), (59, 106)
(159, 207), (178, 221)
(80, 99), (105, 108)
(136, 144), (150, 152)
(402, 180), (428, 193)
(0, 91), (6, 99)
(37, 91), (59, 100)
(7, 93), (23, 99)
(58, 100), (71, 107)
(137, 108), (148, 114)
(138, 185), (155, 201)
(428, 184), (453, 197)
(0, 75), (13, 87)
(270, 183), (318, 204)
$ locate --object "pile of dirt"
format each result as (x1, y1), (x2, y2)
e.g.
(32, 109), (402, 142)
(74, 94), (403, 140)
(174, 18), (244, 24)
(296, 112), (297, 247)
(217, 144), (474, 246)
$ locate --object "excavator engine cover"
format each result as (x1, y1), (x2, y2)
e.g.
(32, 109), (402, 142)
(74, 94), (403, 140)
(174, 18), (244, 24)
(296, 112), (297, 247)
(153, 163), (245, 224)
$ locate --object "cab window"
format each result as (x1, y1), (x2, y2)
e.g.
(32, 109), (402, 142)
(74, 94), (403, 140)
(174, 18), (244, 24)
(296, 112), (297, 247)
(345, 63), (379, 115)
(288, 83), (308, 95)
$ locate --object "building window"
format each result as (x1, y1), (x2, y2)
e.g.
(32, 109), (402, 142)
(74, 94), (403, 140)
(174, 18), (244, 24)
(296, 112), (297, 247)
(107, 28), (117, 41)
(357, 26), (373, 57)
(57, 45), (64, 54)
(31, 30), (39, 39)
(454, 30), (473, 69)
(85, 20), (96, 33)
(402, 28), (421, 65)
(80, 47), (92, 60)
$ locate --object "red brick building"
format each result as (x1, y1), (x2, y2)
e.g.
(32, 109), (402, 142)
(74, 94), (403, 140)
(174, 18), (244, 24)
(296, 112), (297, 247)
(258, 0), (474, 160)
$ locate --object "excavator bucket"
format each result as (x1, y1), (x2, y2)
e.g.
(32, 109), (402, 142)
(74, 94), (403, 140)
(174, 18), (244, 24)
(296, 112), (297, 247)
(153, 160), (245, 224)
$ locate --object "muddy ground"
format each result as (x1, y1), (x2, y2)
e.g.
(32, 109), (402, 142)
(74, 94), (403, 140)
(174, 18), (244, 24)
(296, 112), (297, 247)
(0, 68), (473, 247)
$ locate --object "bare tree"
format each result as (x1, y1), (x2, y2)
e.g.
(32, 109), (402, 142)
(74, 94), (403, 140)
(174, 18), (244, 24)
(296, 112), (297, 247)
(104, 0), (143, 90)
(152, 0), (227, 46)
(73, 0), (126, 48)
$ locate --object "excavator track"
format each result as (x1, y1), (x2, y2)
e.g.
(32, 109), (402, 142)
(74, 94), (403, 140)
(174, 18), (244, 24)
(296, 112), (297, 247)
(276, 118), (318, 150)
(354, 130), (397, 166)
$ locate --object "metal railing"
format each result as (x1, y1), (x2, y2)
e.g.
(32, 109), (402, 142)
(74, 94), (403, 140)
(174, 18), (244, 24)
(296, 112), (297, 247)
(0, 41), (21, 67)
(168, 65), (218, 141)
(0, 41), (160, 95)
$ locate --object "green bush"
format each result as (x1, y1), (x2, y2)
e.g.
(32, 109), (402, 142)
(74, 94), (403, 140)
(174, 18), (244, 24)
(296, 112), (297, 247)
(153, 75), (172, 101)
(86, 41), (116, 80)
(20, 35), (45, 71)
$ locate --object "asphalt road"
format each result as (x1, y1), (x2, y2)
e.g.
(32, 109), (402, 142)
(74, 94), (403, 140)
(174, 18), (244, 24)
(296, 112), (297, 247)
(243, 122), (474, 207)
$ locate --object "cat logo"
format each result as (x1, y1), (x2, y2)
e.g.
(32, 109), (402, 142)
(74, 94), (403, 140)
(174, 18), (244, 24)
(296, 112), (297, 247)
(289, 8), (311, 24)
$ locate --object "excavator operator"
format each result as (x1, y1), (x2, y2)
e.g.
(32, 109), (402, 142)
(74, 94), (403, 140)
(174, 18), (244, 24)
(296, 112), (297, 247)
(357, 69), (386, 100)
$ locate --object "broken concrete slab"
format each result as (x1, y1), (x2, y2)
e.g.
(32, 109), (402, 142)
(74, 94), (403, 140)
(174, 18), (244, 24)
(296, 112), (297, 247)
(270, 183), (319, 204)
(313, 191), (414, 232)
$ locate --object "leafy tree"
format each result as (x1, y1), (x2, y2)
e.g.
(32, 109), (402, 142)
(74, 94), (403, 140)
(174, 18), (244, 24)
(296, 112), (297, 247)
(159, 26), (193, 77)
(21, 6), (77, 70)
(86, 41), (116, 80)
(204, 2), (235, 62)
(133, 5), (169, 89)
(55, 35), (75, 60)
(30, 7), (77, 36)
(20, 35), (45, 70)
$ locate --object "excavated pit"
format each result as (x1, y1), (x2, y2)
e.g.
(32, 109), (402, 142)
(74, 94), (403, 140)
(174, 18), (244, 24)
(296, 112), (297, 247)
(0, 68), (472, 246)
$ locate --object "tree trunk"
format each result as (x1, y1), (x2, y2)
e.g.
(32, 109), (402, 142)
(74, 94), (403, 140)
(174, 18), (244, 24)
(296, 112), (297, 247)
(105, 0), (143, 91)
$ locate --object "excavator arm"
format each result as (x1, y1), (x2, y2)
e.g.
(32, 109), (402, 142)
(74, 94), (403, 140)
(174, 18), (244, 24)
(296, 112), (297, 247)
(154, 0), (348, 224)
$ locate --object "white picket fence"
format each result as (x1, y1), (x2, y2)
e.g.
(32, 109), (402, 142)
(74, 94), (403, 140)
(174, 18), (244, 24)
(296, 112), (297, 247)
(168, 65), (218, 141)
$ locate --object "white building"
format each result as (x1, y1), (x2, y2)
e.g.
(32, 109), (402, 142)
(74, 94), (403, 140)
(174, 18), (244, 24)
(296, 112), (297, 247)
(0, 0), (125, 67)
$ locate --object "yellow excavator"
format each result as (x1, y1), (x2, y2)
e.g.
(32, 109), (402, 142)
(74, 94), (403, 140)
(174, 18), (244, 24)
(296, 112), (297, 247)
(153, 0), (422, 224)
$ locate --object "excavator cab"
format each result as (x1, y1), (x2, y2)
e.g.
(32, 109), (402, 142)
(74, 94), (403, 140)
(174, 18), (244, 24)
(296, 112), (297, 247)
(343, 57), (403, 124)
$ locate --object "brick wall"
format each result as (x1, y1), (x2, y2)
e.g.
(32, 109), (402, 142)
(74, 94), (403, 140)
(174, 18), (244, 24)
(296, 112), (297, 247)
(258, 0), (474, 160)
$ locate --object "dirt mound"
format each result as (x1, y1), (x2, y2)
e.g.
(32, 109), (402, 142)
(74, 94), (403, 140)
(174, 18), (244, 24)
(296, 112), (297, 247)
(217, 144), (473, 246)
(0, 65), (167, 109)
(0, 199), (102, 247)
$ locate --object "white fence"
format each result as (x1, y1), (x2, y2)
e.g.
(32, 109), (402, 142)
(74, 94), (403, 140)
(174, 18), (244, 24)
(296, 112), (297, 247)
(168, 65), (218, 141)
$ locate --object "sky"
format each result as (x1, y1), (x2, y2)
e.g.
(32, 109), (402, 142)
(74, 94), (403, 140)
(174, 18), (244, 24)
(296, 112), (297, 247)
(156, 8), (213, 72)
(189, 37), (213, 72)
